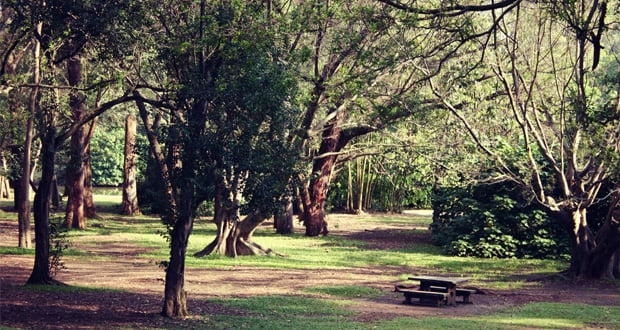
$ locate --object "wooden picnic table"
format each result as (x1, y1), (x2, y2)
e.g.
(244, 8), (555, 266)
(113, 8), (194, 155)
(395, 275), (473, 306)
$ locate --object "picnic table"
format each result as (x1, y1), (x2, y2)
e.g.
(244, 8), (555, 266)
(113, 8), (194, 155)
(395, 275), (474, 306)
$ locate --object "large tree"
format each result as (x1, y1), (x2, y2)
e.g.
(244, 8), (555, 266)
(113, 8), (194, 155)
(430, 1), (620, 278)
(285, 0), (517, 236)
(133, 0), (299, 317)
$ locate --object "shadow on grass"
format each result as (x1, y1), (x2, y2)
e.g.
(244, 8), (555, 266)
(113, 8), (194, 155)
(0, 284), (234, 329)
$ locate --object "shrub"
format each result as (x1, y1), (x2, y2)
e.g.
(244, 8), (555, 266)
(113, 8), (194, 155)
(430, 182), (570, 259)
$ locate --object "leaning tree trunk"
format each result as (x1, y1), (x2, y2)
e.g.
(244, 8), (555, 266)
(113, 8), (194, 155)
(64, 54), (87, 229)
(27, 127), (60, 285)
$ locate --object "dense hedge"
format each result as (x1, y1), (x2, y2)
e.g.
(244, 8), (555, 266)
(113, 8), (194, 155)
(430, 182), (570, 259)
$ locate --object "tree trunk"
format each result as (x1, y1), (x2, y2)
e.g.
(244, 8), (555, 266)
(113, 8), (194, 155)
(122, 114), (140, 215)
(588, 192), (620, 279)
(301, 108), (347, 236)
(566, 207), (595, 276)
(84, 120), (97, 218)
(194, 211), (270, 257)
(83, 147), (96, 218)
(27, 127), (60, 285)
(552, 201), (620, 280)
(0, 175), (9, 199)
(161, 211), (193, 318)
(275, 195), (294, 234)
(65, 125), (87, 229)
(64, 54), (87, 229)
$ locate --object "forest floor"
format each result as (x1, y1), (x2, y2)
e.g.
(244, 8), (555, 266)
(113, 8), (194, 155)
(1, 211), (620, 329)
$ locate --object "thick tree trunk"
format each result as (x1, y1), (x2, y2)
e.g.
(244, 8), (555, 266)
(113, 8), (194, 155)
(565, 207), (595, 277)
(301, 108), (347, 236)
(588, 193), (620, 279)
(122, 114), (140, 215)
(194, 212), (270, 257)
(64, 54), (87, 229)
(553, 202), (620, 280)
(27, 128), (60, 285)
(195, 188), (271, 257)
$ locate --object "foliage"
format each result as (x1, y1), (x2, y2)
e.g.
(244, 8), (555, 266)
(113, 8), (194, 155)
(90, 127), (125, 186)
(430, 181), (570, 259)
(49, 216), (71, 277)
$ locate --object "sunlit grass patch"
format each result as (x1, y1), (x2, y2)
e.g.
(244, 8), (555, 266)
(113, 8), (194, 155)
(213, 295), (355, 314)
(0, 246), (34, 255)
(373, 302), (620, 329)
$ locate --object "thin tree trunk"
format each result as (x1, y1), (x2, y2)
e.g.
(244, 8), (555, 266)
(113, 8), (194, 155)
(162, 212), (193, 318)
(122, 114), (140, 215)
(64, 53), (87, 229)
(27, 127), (60, 285)
(18, 22), (41, 247)
(84, 120), (97, 218)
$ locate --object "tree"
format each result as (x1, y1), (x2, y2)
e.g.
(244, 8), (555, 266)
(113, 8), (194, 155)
(285, 1), (413, 235)
(430, 1), (620, 278)
(0, 3), (36, 248)
(133, 0), (299, 317)
(285, 0), (510, 236)
(1, 0), (145, 284)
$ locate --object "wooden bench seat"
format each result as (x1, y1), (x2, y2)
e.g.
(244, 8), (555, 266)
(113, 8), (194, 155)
(395, 287), (449, 307)
(429, 286), (476, 303)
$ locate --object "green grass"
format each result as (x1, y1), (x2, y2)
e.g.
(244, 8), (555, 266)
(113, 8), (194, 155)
(1, 194), (566, 289)
(204, 295), (362, 330)
(197, 298), (620, 330)
(0, 246), (34, 255)
(3, 194), (617, 329)
(371, 303), (620, 329)
(302, 285), (384, 298)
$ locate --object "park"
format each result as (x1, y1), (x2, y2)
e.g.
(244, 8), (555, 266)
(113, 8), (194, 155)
(1, 1), (620, 328)
(1, 198), (619, 329)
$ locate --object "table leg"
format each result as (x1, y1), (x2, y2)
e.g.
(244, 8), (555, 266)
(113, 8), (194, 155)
(446, 285), (456, 305)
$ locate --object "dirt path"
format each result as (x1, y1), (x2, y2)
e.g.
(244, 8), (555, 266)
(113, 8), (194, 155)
(1, 212), (619, 329)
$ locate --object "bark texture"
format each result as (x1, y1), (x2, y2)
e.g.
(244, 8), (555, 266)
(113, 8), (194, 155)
(122, 114), (140, 215)
(27, 128), (59, 285)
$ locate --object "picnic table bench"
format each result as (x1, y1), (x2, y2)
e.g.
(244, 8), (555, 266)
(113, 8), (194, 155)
(395, 275), (473, 306)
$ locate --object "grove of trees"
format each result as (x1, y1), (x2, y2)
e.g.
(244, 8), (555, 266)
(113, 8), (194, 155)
(1, 0), (618, 318)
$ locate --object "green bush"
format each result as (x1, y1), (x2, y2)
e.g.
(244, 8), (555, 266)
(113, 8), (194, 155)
(430, 182), (570, 259)
(90, 127), (125, 186)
